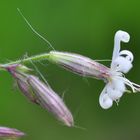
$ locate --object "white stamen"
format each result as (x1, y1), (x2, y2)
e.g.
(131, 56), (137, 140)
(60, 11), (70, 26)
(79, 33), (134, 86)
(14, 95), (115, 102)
(119, 77), (137, 92)
(131, 81), (140, 88)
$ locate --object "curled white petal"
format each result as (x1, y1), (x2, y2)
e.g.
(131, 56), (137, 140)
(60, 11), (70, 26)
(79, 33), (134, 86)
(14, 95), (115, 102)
(111, 56), (133, 73)
(111, 79), (126, 92)
(119, 50), (134, 62)
(115, 30), (130, 43)
(107, 85), (123, 100)
(99, 87), (113, 109)
(111, 30), (130, 67)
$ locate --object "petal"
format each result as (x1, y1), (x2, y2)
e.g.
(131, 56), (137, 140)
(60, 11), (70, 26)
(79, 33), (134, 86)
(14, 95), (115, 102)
(111, 56), (133, 73)
(99, 86), (113, 109)
(107, 86), (123, 100)
(111, 79), (126, 92)
(111, 30), (130, 68)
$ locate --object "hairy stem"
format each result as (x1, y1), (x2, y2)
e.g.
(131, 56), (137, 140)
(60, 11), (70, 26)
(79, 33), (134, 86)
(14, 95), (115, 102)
(0, 53), (50, 70)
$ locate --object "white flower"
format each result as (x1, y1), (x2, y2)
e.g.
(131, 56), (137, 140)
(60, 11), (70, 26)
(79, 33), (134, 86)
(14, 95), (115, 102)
(45, 30), (140, 109)
(99, 30), (140, 109)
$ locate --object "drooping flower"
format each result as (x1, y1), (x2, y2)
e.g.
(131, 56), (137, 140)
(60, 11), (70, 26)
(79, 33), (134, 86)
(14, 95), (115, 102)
(47, 30), (140, 109)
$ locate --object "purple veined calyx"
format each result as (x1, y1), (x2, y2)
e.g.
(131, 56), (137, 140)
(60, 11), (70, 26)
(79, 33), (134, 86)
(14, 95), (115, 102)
(0, 126), (25, 139)
(6, 64), (39, 105)
(5, 65), (74, 127)
(47, 30), (140, 109)
(26, 75), (74, 127)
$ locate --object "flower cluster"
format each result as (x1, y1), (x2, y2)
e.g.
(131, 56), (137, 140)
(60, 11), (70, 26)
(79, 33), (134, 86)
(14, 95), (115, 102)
(1, 30), (140, 139)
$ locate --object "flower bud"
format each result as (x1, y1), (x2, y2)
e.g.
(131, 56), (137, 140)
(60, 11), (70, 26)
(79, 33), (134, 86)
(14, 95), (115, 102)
(6, 65), (39, 104)
(6, 64), (74, 127)
(48, 51), (110, 80)
(27, 75), (74, 127)
(0, 126), (25, 139)
(15, 72), (39, 104)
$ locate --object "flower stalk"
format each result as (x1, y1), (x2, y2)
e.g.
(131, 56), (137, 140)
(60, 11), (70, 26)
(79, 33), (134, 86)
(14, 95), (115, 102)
(0, 53), (50, 69)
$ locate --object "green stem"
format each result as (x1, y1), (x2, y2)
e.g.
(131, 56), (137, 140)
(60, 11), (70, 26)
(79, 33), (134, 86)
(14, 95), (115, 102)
(0, 53), (50, 70)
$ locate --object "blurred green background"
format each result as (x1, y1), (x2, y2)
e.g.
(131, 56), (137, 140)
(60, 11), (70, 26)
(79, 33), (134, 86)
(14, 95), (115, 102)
(0, 0), (140, 140)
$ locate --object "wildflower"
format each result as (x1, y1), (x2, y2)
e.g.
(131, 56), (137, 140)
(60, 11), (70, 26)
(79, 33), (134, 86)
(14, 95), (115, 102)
(6, 64), (74, 127)
(0, 126), (25, 139)
(47, 30), (140, 109)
